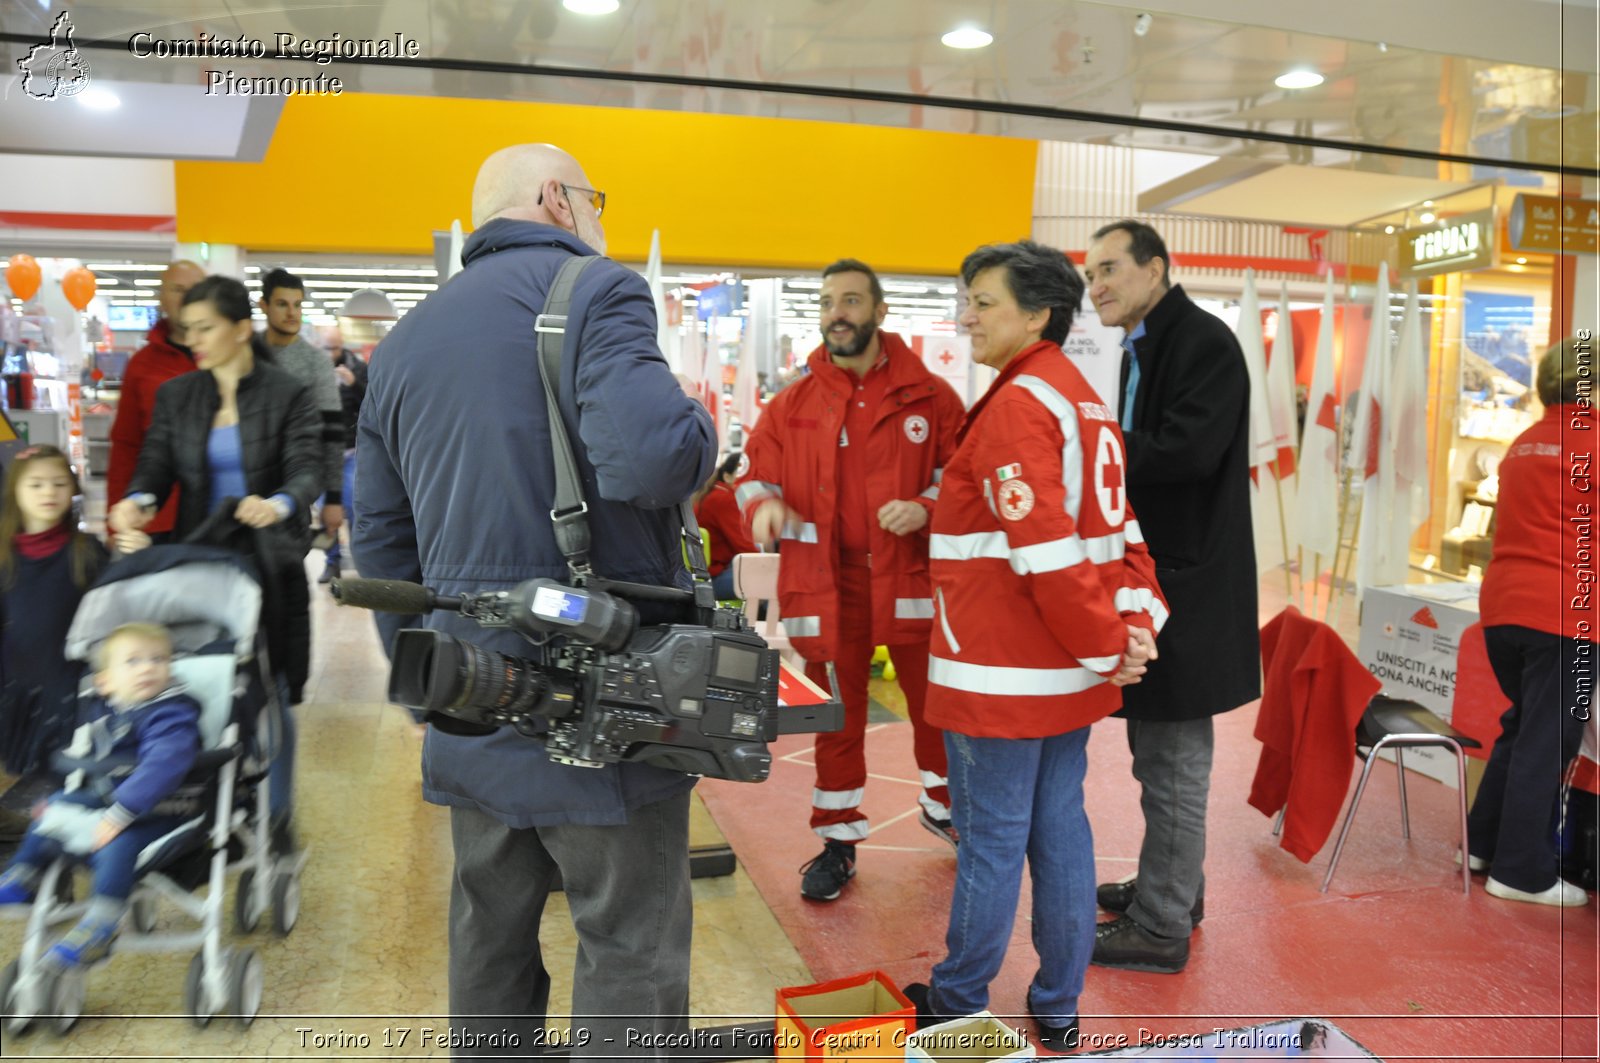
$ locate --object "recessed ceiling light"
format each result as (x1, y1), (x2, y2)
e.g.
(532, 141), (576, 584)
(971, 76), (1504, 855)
(1384, 225), (1395, 234)
(1419, 211), (1437, 224)
(942, 26), (993, 49)
(77, 87), (120, 110)
(562, 0), (619, 14)
(1516, 257), (1528, 264)
(1274, 69), (1324, 90)
(1422, 200), (1435, 207)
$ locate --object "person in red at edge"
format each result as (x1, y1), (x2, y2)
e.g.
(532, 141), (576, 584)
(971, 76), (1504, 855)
(694, 453), (756, 600)
(1466, 338), (1597, 908)
(740, 258), (966, 903)
(107, 260), (206, 538)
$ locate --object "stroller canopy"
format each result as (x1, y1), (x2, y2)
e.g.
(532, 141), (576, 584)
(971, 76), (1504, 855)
(64, 545), (263, 664)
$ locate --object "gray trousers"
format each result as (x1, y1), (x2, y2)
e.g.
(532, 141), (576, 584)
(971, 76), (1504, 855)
(1125, 716), (1215, 939)
(447, 793), (693, 1059)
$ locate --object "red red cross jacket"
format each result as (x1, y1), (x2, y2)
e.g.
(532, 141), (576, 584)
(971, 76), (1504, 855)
(926, 340), (1168, 738)
(737, 332), (965, 662)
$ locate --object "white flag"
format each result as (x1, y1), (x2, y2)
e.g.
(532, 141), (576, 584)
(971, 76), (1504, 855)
(1387, 283), (1431, 557)
(1295, 272), (1341, 563)
(1268, 283), (1300, 479)
(1353, 264), (1399, 600)
(1238, 269), (1277, 472)
(644, 229), (680, 371)
(730, 319), (761, 441)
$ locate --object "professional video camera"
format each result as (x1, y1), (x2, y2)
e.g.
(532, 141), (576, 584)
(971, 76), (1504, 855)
(332, 575), (842, 783)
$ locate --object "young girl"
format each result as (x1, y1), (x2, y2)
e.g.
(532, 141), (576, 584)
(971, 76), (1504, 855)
(0, 445), (110, 834)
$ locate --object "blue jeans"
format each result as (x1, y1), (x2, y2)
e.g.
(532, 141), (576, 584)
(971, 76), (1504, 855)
(929, 728), (1095, 1025)
(324, 449), (357, 567)
(711, 568), (737, 601)
(10, 791), (187, 901)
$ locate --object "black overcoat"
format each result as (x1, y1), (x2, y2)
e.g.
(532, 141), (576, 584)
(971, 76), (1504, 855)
(1117, 284), (1261, 721)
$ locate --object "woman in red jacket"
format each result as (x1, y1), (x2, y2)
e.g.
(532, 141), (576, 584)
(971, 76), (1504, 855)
(1467, 338), (1596, 908)
(902, 241), (1167, 1046)
(693, 453), (756, 600)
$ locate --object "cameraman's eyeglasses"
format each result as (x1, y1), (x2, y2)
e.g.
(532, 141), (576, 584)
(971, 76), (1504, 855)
(541, 183), (606, 218)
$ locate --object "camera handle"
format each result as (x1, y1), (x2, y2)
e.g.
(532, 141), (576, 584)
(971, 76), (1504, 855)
(536, 255), (718, 620)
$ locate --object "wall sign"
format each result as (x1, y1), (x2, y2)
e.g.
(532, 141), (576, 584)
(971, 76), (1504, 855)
(1398, 208), (1496, 277)
(1508, 193), (1599, 255)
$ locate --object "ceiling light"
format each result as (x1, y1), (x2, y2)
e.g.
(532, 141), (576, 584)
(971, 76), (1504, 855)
(1384, 225), (1395, 234)
(1419, 211), (1437, 224)
(1516, 257), (1528, 265)
(562, 0), (620, 14)
(77, 87), (120, 111)
(1274, 69), (1324, 90)
(1422, 200), (1435, 207)
(941, 26), (993, 49)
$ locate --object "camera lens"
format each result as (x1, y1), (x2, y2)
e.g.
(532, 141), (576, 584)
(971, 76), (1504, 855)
(389, 629), (567, 727)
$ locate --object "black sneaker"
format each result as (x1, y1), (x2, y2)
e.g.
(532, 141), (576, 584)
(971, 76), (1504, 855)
(900, 982), (952, 1030)
(799, 839), (856, 901)
(1025, 987), (1081, 1052)
(1090, 915), (1189, 974)
(1095, 878), (1204, 927)
(918, 809), (959, 849)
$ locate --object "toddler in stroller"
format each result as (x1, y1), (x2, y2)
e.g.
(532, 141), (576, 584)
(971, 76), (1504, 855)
(0, 543), (299, 1032)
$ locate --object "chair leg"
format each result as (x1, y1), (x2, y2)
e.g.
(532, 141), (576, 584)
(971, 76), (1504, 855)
(1394, 746), (1412, 840)
(1272, 807), (1285, 837)
(1323, 753), (1383, 892)
(1448, 739), (1470, 895)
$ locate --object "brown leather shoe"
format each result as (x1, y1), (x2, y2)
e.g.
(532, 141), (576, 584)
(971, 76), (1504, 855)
(1090, 915), (1190, 974)
(1095, 878), (1204, 927)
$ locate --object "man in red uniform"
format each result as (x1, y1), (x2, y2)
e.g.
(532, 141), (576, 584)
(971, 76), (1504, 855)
(739, 258), (966, 902)
(107, 260), (205, 537)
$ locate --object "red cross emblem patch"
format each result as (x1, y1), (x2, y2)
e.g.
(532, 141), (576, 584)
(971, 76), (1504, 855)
(999, 479), (1035, 521)
(904, 414), (930, 444)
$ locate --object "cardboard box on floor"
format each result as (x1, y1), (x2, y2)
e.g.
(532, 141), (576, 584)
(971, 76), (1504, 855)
(775, 970), (913, 1062)
(1357, 583), (1483, 790)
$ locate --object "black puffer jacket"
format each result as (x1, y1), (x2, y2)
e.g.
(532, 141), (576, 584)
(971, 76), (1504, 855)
(127, 360), (322, 571)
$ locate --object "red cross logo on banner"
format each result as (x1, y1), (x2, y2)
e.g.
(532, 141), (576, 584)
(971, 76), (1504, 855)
(1094, 427), (1127, 523)
(938, 351), (955, 367)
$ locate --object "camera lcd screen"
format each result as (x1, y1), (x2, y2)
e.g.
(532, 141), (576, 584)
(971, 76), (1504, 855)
(713, 643), (761, 686)
(531, 585), (587, 624)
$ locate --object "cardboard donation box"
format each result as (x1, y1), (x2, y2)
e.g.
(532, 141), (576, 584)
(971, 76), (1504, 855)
(1357, 582), (1481, 787)
(775, 971), (914, 1061)
(906, 1013), (1032, 1062)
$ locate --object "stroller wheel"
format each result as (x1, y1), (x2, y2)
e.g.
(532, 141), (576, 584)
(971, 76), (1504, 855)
(227, 947), (263, 1027)
(183, 952), (212, 1027)
(271, 872), (300, 936)
(47, 965), (85, 1035)
(131, 893), (159, 934)
(234, 869), (262, 934)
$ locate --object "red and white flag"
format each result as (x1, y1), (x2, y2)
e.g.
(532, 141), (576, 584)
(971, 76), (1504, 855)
(644, 228), (681, 371)
(1295, 272), (1341, 564)
(1385, 282), (1431, 566)
(1353, 264), (1402, 599)
(1238, 269), (1277, 474)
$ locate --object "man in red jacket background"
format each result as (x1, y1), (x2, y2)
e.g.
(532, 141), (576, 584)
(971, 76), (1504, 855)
(107, 260), (205, 537)
(740, 258), (966, 902)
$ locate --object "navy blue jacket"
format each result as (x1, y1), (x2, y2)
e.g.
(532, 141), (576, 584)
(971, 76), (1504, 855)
(78, 687), (202, 828)
(353, 220), (716, 827)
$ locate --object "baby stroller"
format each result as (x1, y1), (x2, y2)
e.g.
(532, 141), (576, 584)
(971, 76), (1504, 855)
(0, 538), (304, 1032)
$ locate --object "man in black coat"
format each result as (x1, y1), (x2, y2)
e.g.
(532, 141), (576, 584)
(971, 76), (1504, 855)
(1083, 220), (1260, 974)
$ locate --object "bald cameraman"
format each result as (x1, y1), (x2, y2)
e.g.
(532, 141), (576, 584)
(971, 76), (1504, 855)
(353, 143), (715, 1056)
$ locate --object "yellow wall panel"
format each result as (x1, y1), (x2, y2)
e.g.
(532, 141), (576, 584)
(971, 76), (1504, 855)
(175, 93), (1037, 275)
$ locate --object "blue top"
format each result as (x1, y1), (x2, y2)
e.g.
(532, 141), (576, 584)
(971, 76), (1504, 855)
(205, 423), (295, 516)
(207, 425), (249, 511)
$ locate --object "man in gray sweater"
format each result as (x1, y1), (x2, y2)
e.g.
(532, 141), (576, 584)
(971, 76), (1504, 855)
(259, 267), (342, 701)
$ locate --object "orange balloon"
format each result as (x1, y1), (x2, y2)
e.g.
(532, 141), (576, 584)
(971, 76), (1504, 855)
(6, 254), (41, 302)
(62, 266), (96, 311)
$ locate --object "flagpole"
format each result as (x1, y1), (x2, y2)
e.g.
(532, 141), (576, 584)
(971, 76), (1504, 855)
(1272, 474), (1294, 599)
(1330, 470), (1363, 624)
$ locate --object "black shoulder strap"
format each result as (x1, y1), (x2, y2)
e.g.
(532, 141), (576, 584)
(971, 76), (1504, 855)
(536, 255), (603, 579)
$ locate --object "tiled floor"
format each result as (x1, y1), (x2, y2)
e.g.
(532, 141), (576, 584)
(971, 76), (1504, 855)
(0, 562), (1594, 1061)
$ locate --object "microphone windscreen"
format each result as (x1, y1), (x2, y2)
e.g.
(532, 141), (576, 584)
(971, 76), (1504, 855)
(331, 578), (434, 614)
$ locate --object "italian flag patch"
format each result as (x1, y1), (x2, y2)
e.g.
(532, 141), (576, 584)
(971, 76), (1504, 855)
(996, 463), (1023, 482)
